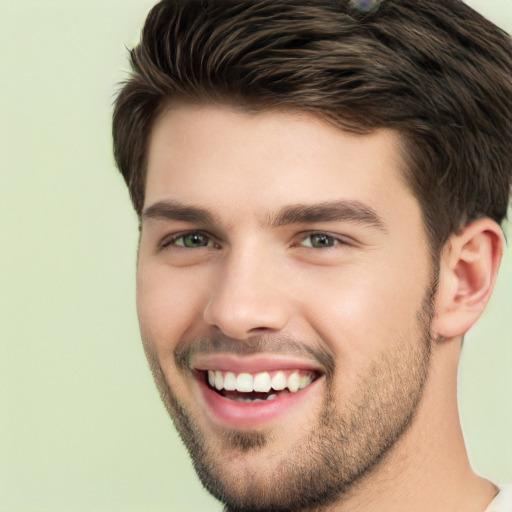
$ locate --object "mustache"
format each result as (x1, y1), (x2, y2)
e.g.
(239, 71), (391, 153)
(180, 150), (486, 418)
(174, 332), (335, 377)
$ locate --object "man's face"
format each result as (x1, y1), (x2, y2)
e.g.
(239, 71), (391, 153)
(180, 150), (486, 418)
(137, 103), (436, 510)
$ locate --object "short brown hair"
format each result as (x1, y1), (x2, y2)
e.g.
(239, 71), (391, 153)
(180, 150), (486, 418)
(113, 0), (512, 253)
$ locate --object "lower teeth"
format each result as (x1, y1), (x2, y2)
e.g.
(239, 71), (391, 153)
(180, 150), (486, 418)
(232, 393), (277, 403)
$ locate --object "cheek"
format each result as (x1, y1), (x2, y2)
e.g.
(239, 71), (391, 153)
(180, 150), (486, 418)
(136, 262), (208, 354)
(300, 255), (431, 365)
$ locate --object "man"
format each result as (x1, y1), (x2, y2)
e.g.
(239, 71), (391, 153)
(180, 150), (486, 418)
(112, 0), (512, 510)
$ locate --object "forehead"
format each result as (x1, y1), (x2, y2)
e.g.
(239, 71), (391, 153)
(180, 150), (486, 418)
(145, 103), (417, 226)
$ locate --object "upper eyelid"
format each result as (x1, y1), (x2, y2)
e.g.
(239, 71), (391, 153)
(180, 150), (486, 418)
(160, 230), (217, 247)
(296, 231), (354, 244)
(158, 229), (355, 247)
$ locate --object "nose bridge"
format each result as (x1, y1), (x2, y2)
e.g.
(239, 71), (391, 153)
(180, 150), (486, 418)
(203, 239), (289, 339)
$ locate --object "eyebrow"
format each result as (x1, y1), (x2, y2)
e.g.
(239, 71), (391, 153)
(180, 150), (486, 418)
(142, 199), (387, 232)
(266, 200), (388, 232)
(142, 200), (217, 225)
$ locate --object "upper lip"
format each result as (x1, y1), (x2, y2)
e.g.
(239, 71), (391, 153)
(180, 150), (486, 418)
(191, 353), (324, 374)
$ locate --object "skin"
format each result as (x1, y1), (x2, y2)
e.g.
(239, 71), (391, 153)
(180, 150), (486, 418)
(137, 102), (502, 511)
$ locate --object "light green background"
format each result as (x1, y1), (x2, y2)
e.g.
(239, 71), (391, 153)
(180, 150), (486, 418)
(1, 1), (510, 511)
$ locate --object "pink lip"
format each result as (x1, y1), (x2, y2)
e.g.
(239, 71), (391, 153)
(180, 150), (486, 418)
(196, 372), (324, 429)
(192, 353), (323, 374)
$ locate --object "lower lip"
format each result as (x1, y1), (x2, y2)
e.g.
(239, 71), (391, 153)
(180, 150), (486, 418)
(197, 375), (323, 429)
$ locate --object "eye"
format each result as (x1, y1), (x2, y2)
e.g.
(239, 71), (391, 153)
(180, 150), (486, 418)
(163, 232), (216, 249)
(300, 233), (344, 249)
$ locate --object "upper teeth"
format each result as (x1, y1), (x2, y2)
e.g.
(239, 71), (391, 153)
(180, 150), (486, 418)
(207, 370), (314, 393)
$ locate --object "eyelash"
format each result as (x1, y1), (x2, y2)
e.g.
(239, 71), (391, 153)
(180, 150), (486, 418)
(160, 231), (218, 249)
(298, 232), (350, 249)
(160, 231), (350, 250)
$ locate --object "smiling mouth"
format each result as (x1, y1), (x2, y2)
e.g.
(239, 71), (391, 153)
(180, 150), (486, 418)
(200, 369), (320, 403)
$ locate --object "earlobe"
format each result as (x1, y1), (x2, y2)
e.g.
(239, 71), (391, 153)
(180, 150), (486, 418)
(434, 218), (504, 340)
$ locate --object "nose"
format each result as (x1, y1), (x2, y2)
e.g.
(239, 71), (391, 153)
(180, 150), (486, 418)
(203, 244), (291, 340)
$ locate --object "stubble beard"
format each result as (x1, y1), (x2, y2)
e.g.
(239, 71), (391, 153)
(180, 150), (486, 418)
(141, 284), (436, 512)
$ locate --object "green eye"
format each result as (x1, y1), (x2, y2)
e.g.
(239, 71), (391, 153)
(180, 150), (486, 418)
(302, 234), (337, 248)
(177, 233), (212, 248)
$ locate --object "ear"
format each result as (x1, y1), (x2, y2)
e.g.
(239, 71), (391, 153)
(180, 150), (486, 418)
(434, 218), (504, 339)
